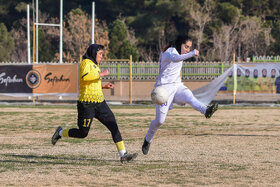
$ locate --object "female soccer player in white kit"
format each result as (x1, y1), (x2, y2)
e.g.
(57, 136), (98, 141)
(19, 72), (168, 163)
(142, 35), (218, 155)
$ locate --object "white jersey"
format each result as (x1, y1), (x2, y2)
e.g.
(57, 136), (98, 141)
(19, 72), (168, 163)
(155, 47), (196, 86)
(145, 47), (207, 143)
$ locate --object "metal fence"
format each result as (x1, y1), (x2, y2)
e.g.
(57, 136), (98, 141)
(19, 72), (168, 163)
(0, 61), (233, 80)
(100, 61), (232, 80)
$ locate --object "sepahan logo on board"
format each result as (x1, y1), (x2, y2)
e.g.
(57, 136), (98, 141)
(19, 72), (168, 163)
(26, 70), (71, 88)
(0, 72), (23, 86)
(44, 72), (70, 86)
(26, 70), (41, 88)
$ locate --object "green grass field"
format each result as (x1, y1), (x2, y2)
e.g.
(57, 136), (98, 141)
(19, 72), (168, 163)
(0, 104), (280, 186)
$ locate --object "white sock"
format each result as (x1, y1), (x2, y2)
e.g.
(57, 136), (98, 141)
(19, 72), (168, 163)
(119, 150), (126, 157)
(59, 129), (63, 137)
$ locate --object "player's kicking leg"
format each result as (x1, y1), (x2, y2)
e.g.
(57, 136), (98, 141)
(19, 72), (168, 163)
(205, 103), (218, 119)
(174, 85), (218, 119)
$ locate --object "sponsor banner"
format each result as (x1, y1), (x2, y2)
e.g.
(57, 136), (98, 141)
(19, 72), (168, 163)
(32, 64), (78, 95)
(253, 56), (280, 62)
(221, 63), (280, 94)
(0, 64), (78, 97)
(0, 65), (33, 94)
(193, 63), (280, 105)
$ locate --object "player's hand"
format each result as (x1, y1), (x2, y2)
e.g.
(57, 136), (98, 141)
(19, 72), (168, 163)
(103, 83), (114, 89)
(100, 69), (110, 77)
(194, 49), (199, 56)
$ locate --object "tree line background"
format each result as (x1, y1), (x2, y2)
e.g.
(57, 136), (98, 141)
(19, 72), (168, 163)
(0, 0), (280, 62)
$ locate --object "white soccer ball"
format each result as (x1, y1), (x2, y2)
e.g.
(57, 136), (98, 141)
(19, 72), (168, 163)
(151, 86), (169, 105)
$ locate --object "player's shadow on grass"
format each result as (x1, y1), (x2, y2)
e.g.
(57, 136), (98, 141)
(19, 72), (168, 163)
(195, 133), (280, 137)
(1, 154), (118, 165)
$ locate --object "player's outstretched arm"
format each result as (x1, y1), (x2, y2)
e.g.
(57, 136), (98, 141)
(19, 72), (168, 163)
(166, 49), (198, 62)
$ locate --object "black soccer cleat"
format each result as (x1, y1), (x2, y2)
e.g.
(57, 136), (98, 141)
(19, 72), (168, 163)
(51, 126), (62, 145)
(120, 152), (138, 163)
(205, 103), (218, 119)
(142, 138), (151, 155)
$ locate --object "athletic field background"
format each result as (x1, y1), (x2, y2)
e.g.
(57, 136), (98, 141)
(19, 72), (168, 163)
(0, 104), (280, 186)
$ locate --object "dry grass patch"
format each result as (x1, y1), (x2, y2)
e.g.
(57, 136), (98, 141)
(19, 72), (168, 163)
(0, 105), (280, 186)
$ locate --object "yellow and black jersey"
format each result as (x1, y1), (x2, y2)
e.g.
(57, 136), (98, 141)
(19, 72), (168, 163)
(78, 59), (104, 103)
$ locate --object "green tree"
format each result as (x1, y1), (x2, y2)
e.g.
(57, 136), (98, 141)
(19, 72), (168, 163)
(0, 23), (14, 61)
(10, 18), (28, 62)
(119, 40), (139, 60)
(108, 19), (128, 59)
(61, 8), (92, 62)
(217, 2), (240, 24)
(189, 0), (216, 61)
(268, 0), (280, 20)
(242, 0), (269, 18)
(38, 29), (54, 62)
(127, 0), (181, 60)
(1, 0), (280, 61)
(108, 19), (139, 61)
(270, 21), (280, 56)
(0, 1), (26, 30)
(61, 8), (109, 62)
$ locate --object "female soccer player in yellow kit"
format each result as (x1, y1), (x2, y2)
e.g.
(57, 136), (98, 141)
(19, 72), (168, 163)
(51, 44), (137, 163)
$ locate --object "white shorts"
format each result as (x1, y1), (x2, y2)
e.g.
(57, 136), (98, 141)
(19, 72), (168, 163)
(156, 83), (206, 114)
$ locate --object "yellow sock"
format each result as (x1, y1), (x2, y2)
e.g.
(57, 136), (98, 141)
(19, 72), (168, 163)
(61, 129), (69, 137)
(115, 141), (126, 157)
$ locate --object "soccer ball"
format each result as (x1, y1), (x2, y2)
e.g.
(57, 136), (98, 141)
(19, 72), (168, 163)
(151, 86), (169, 105)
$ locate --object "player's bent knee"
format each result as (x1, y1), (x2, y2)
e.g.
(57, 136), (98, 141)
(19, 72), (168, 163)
(78, 130), (89, 138)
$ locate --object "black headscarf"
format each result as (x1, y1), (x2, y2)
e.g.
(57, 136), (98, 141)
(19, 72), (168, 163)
(82, 44), (104, 64)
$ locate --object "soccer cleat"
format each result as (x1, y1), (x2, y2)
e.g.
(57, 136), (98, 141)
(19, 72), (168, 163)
(142, 138), (151, 155)
(120, 152), (138, 163)
(51, 126), (62, 145)
(205, 103), (218, 119)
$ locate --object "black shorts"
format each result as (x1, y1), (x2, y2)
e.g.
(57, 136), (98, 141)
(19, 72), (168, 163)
(77, 100), (115, 128)
(68, 100), (122, 142)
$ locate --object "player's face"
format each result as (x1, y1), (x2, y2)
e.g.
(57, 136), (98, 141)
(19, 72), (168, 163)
(181, 41), (192, 54)
(229, 71), (233, 77)
(253, 69), (258, 78)
(237, 69), (241, 76)
(245, 70), (250, 77)
(96, 50), (103, 64)
(262, 69), (267, 77)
